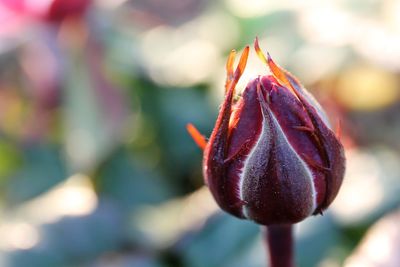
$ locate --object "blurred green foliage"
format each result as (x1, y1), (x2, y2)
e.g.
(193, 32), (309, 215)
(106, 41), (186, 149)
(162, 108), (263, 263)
(0, 0), (400, 267)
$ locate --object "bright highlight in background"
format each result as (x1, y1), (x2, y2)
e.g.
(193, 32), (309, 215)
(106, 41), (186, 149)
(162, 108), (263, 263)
(20, 173), (98, 224)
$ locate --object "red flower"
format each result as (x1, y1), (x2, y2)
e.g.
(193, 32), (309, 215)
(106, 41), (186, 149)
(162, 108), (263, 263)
(188, 39), (345, 225)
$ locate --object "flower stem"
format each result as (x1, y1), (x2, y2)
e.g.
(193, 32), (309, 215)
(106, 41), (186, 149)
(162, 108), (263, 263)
(263, 224), (295, 267)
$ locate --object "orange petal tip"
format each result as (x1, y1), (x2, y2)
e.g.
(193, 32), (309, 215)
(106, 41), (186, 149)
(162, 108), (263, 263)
(186, 123), (207, 150)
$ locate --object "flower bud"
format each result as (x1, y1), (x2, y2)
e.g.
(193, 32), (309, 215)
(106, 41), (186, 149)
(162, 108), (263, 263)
(187, 39), (345, 225)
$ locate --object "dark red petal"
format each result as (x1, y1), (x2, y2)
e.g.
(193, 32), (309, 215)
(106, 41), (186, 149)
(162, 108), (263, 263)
(211, 78), (264, 217)
(240, 84), (315, 225)
(260, 76), (326, 206)
(278, 71), (345, 211)
(305, 109), (345, 211)
(203, 47), (249, 217)
(281, 72), (345, 211)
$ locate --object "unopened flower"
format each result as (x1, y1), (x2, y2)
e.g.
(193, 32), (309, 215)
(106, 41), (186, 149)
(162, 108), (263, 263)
(188, 39), (345, 225)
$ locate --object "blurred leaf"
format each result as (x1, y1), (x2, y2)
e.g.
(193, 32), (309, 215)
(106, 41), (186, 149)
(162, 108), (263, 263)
(4, 201), (123, 267)
(63, 37), (128, 172)
(222, 236), (266, 267)
(177, 213), (259, 267)
(5, 144), (66, 204)
(331, 147), (400, 226)
(94, 148), (174, 210)
(0, 139), (21, 182)
(344, 209), (400, 267)
(134, 85), (214, 193)
(296, 213), (340, 267)
(91, 253), (166, 267)
(155, 88), (213, 176)
(238, 11), (300, 48)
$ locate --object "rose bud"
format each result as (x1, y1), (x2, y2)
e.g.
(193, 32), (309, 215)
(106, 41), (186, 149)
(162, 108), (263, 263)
(187, 39), (345, 225)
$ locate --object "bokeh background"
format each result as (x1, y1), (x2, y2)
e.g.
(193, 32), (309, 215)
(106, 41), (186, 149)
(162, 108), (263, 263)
(0, 0), (400, 266)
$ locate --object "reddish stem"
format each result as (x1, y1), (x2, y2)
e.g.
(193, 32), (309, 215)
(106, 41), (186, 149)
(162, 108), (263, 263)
(263, 224), (295, 267)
